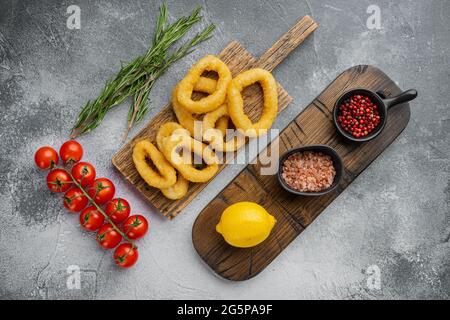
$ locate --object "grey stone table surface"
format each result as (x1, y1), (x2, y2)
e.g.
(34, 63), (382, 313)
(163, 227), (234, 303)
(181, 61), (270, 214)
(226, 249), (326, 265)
(0, 0), (449, 299)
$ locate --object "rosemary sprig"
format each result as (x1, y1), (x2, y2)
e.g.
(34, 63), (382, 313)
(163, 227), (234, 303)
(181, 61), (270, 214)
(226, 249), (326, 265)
(71, 3), (215, 139)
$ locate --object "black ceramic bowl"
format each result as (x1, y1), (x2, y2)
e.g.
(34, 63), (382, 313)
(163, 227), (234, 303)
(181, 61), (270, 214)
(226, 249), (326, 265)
(333, 88), (417, 142)
(277, 145), (343, 196)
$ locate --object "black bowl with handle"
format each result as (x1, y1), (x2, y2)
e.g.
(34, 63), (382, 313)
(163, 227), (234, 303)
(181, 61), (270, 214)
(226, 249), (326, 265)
(277, 145), (343, 196)
(333, 88), (418, 142)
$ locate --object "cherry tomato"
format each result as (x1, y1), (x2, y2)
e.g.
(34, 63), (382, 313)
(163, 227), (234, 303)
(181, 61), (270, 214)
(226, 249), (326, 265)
(105, 198), (130, 224)
(87, 178), (115, 204)
(35, 146), (58, 170)
(46, 169), (72, 193)
(79, 206), (104, 231)
(123, 215), (148, 240)
(63, 187), (88, 212)
(71, 162), (96, 187)
(60, 140), (83, 164)
(113, 243), (138, 268)
(97, 223), (122, 249)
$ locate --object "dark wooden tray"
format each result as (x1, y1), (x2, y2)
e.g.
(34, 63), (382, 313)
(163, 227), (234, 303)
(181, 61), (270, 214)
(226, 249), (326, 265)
(112, 16), (318, 219)
(192, 65), (411, 281)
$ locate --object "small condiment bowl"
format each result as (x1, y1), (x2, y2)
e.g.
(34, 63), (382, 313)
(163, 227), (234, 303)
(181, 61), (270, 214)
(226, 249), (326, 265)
(277, 145), (343, 196)
(333, 88), (418, 142)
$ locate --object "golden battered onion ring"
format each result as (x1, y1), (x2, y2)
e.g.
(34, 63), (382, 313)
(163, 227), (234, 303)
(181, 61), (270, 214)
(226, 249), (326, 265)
(161, 135), (219, 183)
(156, 122), (190, 151)
(132, 139), (177, 189)
(176, 55), (232, 113)
(160, 173), (189, 200)
(202, 105), (246, 152)
(227, 68), (278, 137)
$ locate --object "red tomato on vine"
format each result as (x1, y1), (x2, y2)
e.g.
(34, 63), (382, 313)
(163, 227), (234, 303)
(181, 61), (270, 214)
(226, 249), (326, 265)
(35, 146), (58, 170)
(87, 178), (115, 205)
(63, 187), (88, 212)
(105, 198), (130, 224)
(46, 169), (72, 193)
(60, 140), (83, 164)
(97, 223), (122, 249)
(123, 215), (148, 240)
(71, 162), (96, 187)
(79, 206), (104, 231)
(114, 243), (138, 268)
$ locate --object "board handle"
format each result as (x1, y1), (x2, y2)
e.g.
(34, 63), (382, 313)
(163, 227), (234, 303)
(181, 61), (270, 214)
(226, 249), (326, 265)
(256, 15), (318, 72)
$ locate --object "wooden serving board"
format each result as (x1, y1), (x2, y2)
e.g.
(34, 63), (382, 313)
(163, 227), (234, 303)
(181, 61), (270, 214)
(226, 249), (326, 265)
(192, 65), (411, 281)
(112, 16), (318, 219)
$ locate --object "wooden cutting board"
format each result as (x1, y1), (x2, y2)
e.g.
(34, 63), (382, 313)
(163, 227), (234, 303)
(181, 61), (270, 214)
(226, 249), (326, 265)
(192, 65), (411, 281)
(112, 16), (318, 219)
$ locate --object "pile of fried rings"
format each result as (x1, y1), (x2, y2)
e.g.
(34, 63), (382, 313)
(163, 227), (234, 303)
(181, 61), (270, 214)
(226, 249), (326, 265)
(132, 55), (279, 200)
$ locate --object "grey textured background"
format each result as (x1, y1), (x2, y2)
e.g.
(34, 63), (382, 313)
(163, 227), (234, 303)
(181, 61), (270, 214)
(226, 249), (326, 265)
(0, 0), (449, 300)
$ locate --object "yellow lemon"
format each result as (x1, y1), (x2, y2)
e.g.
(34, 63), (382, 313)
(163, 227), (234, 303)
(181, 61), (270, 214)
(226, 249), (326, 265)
(216, 202), (276, 248)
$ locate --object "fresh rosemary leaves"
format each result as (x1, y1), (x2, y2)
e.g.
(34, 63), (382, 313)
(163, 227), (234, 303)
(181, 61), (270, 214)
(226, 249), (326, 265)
(71, 4), (215, 139)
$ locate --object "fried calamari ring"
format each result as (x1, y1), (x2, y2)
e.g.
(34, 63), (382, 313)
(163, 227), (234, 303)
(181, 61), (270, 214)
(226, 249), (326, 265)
(160, 174), (189, 200)
(172, 85), (202, 137)
(215, 115), (229, 136)
(156, 122), (190, 151)
(194, 76), (217, 93)
(227, 68), (278, 137)
(202, 104), (246, 152)
(156, 123), (190, 199)
(173, 81), (228, 137)
(203, 104), (228, 129)
(176, 55), (232, 113)
(132, 139), (177, 189)
(161, 135), (219, 183)
(195, 76), (228, 135)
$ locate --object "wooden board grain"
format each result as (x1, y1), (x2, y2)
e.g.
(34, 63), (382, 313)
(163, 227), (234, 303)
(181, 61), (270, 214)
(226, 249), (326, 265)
(192, 65), (411, 281)
(112, 16), (318, 219)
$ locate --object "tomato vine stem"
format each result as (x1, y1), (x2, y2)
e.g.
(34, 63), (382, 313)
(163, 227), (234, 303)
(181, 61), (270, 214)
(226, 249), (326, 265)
(65, 169), (136, 248)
